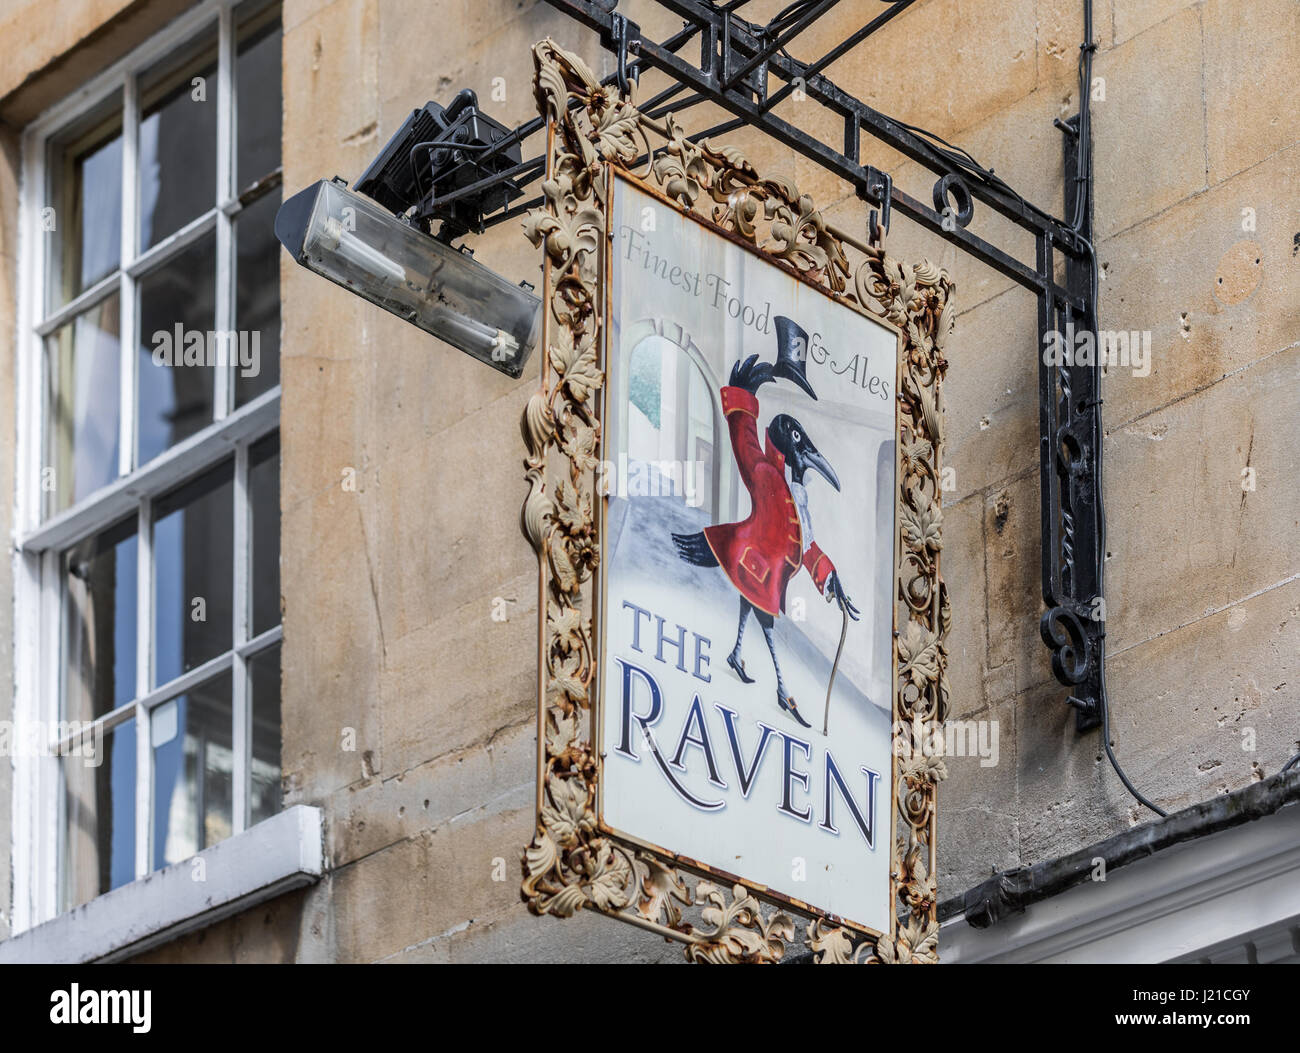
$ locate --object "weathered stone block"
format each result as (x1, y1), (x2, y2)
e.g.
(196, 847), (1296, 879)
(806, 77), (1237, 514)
(940, 492), (992, 721)
(326, 718), (535, 869)
(1111, 0), (1199, 45)
(428, 905), (685, 963)
(1204, 0), (1300, 184)
(1014, 678), (1132, 863)
(281, 479), (386, 797)
(937, 695), (1020, 894)
(937, 284), (1042, 505)
(279, 333), (371, 511)
(372, 389), (537, 641)
(983, 471), (1057, 695)
(329, 803), (536, 962)
(1105, 344), (1300, 653)
(796, 0), (1040, 142)
(1106, 575), (1300, 803)
(1098, 144), (1300, 429)
(1016, 573), (1300, 867)
(282, 0), (380, 181)
(379, 568), (537, 776)
(1090, 7), (1207, 238)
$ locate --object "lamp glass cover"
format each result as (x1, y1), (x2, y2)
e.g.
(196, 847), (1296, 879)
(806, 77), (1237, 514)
(289, 180), (539, 376)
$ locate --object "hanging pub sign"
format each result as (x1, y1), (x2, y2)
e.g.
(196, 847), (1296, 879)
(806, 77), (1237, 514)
(520, 39), (955, 964)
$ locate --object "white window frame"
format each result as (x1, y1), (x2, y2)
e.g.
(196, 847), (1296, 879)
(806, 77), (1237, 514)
(11, 0), (284, 935)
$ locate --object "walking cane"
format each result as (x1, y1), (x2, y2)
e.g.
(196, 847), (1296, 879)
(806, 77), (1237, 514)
(822, 602), (850, 736)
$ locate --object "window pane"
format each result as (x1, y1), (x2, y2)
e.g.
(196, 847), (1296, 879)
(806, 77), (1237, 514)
(249, 643), (281, 826)
(45, 92), (122, 310)
(137, 32), (218, 249)
(236, 4), (282, 190)
(152, 672), (233, 866)
(249, 432), (280, 635)
(234, 191), (281, 405)
(63, 519), (137, 721)
(62, 718), (136, 910)
(45, 295), (121, 516)
(137, 234), (216, 464)
(154, 462), (234, 685)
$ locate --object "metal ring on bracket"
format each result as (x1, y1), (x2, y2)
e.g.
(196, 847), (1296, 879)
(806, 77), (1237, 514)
(932, 173), (974, 228)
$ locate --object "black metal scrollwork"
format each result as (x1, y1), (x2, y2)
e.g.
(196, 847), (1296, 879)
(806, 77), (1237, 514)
(1039, 605), (1089, 684)
(1037, 114), (1103, 732)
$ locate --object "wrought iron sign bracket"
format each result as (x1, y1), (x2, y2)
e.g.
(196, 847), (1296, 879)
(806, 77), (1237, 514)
(544, 0), (1088, 304)
(1039, 113), (1103, 731)
(460, 1), (1103, 731)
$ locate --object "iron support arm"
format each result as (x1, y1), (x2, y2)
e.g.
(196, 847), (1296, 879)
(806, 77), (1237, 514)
(535, 0), (1106, 732)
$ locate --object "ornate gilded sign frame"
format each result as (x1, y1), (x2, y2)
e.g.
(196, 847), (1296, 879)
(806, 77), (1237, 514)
(519, 38), (954, 964)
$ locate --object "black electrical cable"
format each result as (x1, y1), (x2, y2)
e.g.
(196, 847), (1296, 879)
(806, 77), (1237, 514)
(1068, 34), (1095, 231)
(1092, 300), (1167, 819)
(1063, 0), (1166, 819)
(1074, 230), (1165, 823)
(407, 137), (496, 204)
(889, 116), (1028, 215)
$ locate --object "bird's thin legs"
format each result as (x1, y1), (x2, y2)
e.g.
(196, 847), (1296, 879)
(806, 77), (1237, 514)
(727, 598), (757, 683)
(729, 599), (751, 665)
(760, 620), (788, 702)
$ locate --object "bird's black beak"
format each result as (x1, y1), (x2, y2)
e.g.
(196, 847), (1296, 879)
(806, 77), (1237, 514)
(803, 443), (840, 492)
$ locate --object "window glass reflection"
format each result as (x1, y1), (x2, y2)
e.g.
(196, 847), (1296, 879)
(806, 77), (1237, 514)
(234, 191), (281, 405)
(46, 93), (122, 309)
(153, 461), (233, 686)
(137, 235), (216, 464)
(249, 643), (281, 826)
(152, 673), (233, 866)
(138, 33), (218, 249)
(63, 518), (137, 722)
(45, 295), (121, 516)
(62, 719), (136, 911)
(249, 433), (280, 635)
(235, 4), (282, 190)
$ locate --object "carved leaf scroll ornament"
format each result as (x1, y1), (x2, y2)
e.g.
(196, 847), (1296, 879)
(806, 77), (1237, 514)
(519, 37), (954, 964)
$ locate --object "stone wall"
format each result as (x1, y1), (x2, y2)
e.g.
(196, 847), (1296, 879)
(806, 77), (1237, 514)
(0, 0), (1295, 961)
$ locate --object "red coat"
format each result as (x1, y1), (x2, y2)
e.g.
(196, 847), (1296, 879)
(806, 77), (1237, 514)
(703, 386), (835, 617)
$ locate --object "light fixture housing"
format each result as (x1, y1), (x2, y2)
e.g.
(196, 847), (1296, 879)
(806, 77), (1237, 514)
(274, 178), (539, 377)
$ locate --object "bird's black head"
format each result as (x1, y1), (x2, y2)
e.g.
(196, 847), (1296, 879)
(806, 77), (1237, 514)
(767, 413), (840, 490)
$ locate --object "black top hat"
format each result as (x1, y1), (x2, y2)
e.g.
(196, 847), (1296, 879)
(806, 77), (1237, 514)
(772, 316), (818, 400)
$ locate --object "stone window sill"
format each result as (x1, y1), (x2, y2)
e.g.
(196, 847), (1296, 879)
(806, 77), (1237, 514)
(0, 805), (323, 963)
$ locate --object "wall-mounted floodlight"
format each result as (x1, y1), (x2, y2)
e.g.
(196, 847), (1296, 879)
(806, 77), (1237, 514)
(274, 177), (539, 377)
(355, 90), (524, 240)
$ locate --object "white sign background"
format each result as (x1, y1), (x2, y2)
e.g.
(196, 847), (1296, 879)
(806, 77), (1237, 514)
(598, 176), (900, 933)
